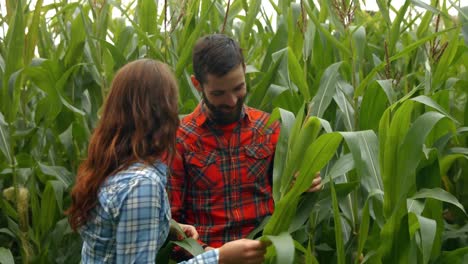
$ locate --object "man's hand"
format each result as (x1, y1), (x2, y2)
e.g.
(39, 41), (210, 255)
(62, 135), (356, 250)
(178, 223), (199, 240)
(306, 171), (322, 192)
(293, 171), (322, 193)
(218, 239), (267, 264)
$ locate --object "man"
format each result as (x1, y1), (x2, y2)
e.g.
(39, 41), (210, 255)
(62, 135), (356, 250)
(168, 34), (321, 249)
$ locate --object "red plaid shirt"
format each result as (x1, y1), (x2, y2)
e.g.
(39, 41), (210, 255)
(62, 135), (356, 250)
(168, 103), (280, 247)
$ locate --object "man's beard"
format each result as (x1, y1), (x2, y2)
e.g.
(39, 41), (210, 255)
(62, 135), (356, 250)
(202, 92), (244, 125)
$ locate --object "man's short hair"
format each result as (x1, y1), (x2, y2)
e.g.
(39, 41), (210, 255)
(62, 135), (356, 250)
(192, 34), (244, 85)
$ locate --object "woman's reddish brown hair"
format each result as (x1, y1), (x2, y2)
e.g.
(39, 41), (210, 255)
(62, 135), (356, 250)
(66, 59), (179, 231)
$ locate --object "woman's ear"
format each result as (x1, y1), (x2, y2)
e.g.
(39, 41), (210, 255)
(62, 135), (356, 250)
(191, 75), (202, 92)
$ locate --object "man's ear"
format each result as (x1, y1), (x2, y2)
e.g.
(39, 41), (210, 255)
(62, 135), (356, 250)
(191, 75), (202, 92)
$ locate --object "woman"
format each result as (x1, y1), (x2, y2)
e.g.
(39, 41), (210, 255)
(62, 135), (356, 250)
(67, 59), (267, 264)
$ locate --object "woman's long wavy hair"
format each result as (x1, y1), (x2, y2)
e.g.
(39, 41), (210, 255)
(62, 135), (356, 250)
(67, 59), (179, 231)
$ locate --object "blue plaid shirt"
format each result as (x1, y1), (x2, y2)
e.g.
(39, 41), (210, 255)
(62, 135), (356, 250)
(80, 161), (219, 264)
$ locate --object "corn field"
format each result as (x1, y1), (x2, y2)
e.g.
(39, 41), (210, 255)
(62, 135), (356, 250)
(0, 0), (467, 263)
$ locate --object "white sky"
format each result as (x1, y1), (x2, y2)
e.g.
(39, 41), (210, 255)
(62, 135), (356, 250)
(0, 0), (459, 18)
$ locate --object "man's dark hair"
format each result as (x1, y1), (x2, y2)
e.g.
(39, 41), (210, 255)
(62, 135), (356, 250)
(192, 34), (244, 85)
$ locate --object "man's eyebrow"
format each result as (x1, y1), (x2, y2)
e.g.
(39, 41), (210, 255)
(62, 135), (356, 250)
(232, 82), (245, 90)
(210, 82), (245, 93)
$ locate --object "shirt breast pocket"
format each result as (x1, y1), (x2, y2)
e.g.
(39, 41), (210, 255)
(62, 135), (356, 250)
(244, 144), (274, 183)
(185, 151), (218, 190)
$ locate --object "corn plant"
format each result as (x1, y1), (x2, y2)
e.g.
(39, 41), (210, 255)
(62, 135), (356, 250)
(0, 0), (467, 263)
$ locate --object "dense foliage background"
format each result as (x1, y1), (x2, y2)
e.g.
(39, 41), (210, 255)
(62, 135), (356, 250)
(0, 0), (467, 263)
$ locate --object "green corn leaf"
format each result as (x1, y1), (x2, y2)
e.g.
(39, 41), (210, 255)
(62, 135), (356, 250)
(388, 0), (410, 55)
(458, 6), (468, 46)
(341, 131), (383, 193)
(305, 239), (319, 264)
(416, 215), (437, 264)
(92, 1), (110, 41)
(0, 247), (14, 264)
(247, 216), (271, 239)
(281, 116), (321, 197)
(37, 162), (73, 188)
(440, 154), (467, 178)
(261, 232), (295, 264)
(263, 195), (299, 235)
(334, 81), (355, 131)
(411, 188), (467, 215)
(48, 180), (65, 212)
(287, 47), (310, 101)
(407, 198), (425, 215)
(359, 81), (389, 131)
(433, 29), (461, 86)
(55, 63), (82, 92)
(287, 107), (311, 154)
(380, 212), (411, 263)
(411, 95), (458, 124)
(2, 0), (24, 122)
(272, 87), (303, 114)
(24, 0), (43, 64)
(64, 12), (86, 68)
(303, 19), (316, 62)
(172, 238), (204, 256)
(352, 26), (366, 61)
(416, 5), (434, 38)
(268, 133), (342, 235)
(355, 28), (454, 98)
(398, 112), (454, 197)
(356, 200), (370, 264)
(287, 3), (304, 59)
(411, 0), (445, 16)
(296, 133), (343, 194)
(330, 176), (345, 264)
(324, 0), (346, 33)
(376, 80), (395, 104)
(241, 0), (261, 47)
(304, 2), (351, 57)
(288, 192), (319, 233)
(281, 103), (304, 156)
(39, 182), (58, 236)
(309, 62), (342, 118)
(177, 0), (199, 55)
(110, 3), (161, 60)
(270, 107), (296, 202)
(114, 25), (136, 56)
(59, 94), (86, 116)
(375, 0), (391, 26)
(98, 39), (127, 70)
(155, 242), (173, 264)
(321, 153), (354, 186)
(0, 113), (12, 164)
(436, 246), (468, 264)
(380, 100), (413, 218)
(35, 92), (62, 125)
(248, 49), (285, 108)
(260, 18), (288, 72)
(137, 0), (157, 36)
(334, 182), (360, 198)
(175, 1), (216, 78)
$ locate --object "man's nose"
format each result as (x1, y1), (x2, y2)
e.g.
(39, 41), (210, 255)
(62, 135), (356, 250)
(225, 94), (238, 107)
